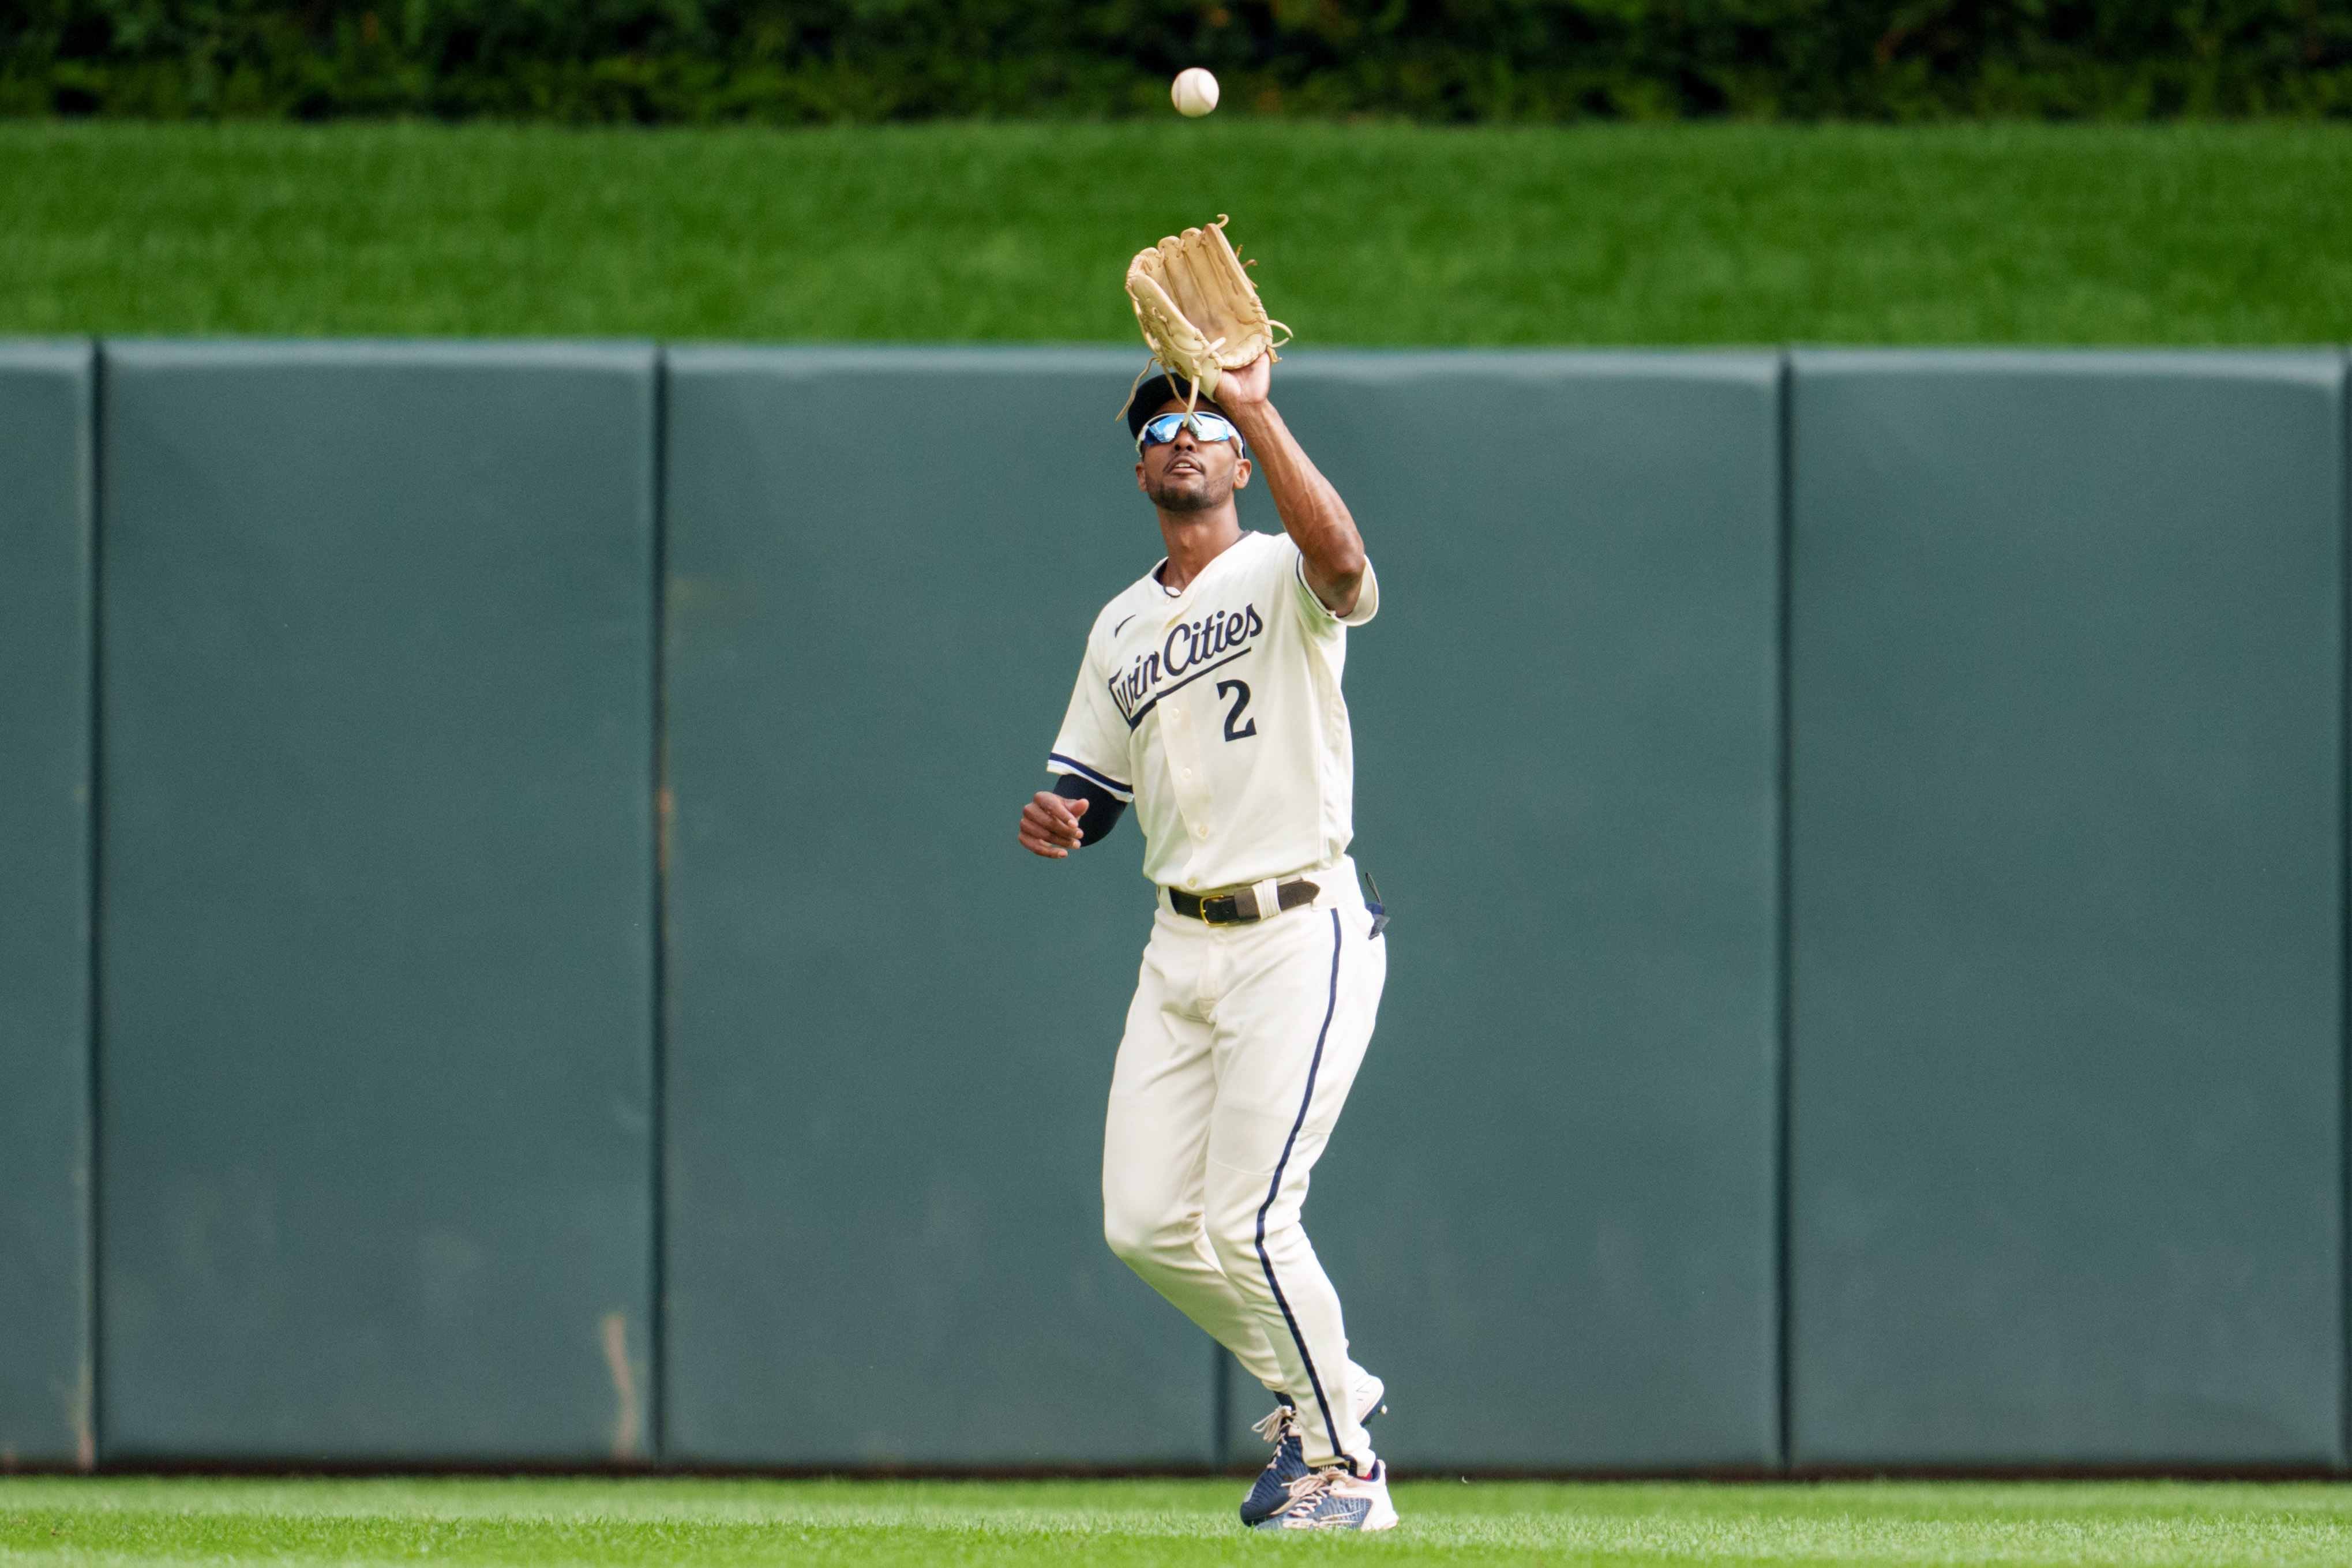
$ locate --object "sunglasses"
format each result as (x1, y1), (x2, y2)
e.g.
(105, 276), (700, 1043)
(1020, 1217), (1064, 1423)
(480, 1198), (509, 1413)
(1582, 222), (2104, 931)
(1136, 410), (1243, 453)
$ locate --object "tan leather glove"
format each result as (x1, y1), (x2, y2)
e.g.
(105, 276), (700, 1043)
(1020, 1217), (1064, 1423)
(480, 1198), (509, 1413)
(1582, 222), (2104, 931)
(1125, 216), (1291, 406)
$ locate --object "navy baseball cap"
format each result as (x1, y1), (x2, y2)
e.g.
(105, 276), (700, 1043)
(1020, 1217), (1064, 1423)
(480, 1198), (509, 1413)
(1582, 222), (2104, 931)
(1124, 372), (1233, 444)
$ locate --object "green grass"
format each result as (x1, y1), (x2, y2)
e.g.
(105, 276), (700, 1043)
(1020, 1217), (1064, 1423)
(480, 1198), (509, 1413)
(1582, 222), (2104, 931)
(4, 120), (2352, 344)
(8, 1477), (2352, 1567)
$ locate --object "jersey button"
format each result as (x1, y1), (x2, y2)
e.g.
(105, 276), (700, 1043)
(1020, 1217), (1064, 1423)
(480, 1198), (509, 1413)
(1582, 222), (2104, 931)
(1195, 824), (1210, 837)
(1181, 768), (1192, 779)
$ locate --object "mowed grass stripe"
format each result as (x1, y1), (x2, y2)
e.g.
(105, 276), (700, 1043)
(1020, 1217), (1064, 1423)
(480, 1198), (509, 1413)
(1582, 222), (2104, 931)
(8, 1478), (2352, 1566)
(2, 121), (2350, 344)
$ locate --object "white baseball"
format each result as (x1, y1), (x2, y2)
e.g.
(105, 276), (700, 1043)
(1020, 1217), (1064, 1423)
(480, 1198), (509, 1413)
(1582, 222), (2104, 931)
(1172, 68), (1220, 118)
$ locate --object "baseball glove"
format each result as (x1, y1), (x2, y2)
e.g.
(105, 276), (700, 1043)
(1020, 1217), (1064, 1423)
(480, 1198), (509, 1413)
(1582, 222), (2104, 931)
(1124, 216), (1290, 409)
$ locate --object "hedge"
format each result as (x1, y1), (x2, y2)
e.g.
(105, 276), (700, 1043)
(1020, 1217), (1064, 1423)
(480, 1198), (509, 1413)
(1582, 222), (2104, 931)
(7, 0), (2352, 121)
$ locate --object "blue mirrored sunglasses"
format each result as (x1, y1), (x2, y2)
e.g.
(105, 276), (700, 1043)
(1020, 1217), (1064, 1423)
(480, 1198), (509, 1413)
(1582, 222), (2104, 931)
(1136, 410), (1243, 453)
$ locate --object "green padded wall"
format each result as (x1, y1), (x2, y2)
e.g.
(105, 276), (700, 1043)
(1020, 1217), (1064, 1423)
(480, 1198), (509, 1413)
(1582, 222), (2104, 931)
(1787, 351), (2345, 1468)
(661, 347), (1215, 1466)
(97, 343), (659, 1462)
(0, 342), (95, 1468)
(1234, 353), (1784, 1469)
(662, 348), (1782, 1471)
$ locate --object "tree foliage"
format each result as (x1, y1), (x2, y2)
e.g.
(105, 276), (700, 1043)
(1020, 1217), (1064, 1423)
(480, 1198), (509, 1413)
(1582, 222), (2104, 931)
(7, 0), (2352, 119)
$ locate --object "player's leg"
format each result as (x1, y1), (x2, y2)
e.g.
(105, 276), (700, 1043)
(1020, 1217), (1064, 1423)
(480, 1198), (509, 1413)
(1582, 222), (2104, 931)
(1102, 914), (1288, 1387)
(1202, 898), (1388, 1477)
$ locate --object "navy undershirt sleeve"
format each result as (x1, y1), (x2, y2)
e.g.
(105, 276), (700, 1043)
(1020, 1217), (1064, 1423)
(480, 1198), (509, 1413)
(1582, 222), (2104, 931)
(1052, 772), (1127, 847)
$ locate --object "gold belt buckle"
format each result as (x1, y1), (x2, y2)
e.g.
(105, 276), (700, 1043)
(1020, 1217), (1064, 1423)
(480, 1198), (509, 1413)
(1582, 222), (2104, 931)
(1199, 891), (1244, 926)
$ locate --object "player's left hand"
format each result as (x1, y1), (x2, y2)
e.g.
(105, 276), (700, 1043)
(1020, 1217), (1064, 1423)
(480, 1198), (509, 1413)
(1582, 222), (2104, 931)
(1217, 352), (1271, 408)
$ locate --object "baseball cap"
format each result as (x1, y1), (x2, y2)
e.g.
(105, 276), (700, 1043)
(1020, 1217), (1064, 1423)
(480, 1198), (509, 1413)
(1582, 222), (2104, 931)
(1124, 372), (1234, 445)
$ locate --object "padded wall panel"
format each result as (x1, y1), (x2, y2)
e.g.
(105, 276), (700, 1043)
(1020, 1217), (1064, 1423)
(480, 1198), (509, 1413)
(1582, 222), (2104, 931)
(1787, 351), (2345, 1468)
(0, 343), (95, 1467)
(97, 343), (658, 1461)
(660, 347), (1214, 1467)
(1233, 353), (1784, 1469)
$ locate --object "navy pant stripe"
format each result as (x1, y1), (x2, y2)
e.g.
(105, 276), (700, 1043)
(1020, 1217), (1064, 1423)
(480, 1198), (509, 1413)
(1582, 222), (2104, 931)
(1254, 910), (1360, 1475)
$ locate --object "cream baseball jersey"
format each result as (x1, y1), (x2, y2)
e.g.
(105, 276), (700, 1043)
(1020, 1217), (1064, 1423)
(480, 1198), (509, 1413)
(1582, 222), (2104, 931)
(1048, 530), (1378, 891)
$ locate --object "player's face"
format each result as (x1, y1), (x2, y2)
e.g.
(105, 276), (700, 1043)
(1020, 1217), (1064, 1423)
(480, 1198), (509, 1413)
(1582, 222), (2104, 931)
(1136, 399), (1250, 514)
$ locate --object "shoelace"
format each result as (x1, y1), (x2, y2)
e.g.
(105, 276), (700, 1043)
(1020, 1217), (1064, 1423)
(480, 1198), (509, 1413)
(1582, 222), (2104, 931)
(1251, 1405), (1295, 1446)
(1275, 1467), (1344, 1517)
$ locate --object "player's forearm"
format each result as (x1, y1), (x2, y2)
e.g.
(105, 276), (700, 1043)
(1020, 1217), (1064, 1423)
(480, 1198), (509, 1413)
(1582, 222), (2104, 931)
(1229, 401), (1366, 611)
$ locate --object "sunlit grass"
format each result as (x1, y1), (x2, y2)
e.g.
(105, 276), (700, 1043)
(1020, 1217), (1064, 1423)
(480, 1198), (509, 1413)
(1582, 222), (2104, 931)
(7, 1476), (2352, 1567)
(2, 120), (2349, 344)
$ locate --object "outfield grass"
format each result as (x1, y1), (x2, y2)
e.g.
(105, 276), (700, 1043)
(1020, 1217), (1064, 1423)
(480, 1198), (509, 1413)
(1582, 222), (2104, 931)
(2, 121), (2350, 344)
(7, 1476), (2352, 1566)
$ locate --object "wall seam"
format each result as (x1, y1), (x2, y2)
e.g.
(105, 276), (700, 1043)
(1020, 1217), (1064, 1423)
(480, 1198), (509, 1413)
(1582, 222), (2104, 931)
(84, 339), (106, 1473)
(650, 347), (672, 1467)
(1211, 1345), (1231, 1471)
(1774, 349), (1795, 1476)
(2339, 344), (2350, 1476)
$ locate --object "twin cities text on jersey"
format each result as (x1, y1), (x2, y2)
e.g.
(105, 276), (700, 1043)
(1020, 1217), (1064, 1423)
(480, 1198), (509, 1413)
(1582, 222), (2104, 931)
(1110, 602), (1266, 730)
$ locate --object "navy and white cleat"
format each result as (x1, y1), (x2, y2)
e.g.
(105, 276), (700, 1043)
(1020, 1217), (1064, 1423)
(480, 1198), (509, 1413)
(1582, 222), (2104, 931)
(1237, 1372), (1387, 1527)
(1252, 1461), (1398, 1532)
(1239, 1399), (1303, 1526)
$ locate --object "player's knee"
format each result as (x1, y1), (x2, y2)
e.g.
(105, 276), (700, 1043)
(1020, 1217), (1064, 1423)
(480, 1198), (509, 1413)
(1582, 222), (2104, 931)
(1204, 1211), (1261, 1276)
(1207, 1197), (1311, 1282)
(1103, 1200), (1180, 1266)
(1102, 1209), (1149, 1264)
(1202, 1178), (1276, 1256)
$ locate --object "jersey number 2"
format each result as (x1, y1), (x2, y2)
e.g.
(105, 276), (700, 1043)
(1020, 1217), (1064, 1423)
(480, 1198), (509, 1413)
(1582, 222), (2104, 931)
(1217, 680), (1258, 741)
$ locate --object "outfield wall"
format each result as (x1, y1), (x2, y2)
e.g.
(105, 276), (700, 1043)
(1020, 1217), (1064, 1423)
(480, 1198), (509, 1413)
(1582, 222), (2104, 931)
(0, 343), (95, 1471)
(0, 343), (2341, 1473)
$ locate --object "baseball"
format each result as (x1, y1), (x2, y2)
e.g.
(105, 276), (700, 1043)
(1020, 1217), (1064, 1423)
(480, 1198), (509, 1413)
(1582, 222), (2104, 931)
(1172, 68), (1220, 118)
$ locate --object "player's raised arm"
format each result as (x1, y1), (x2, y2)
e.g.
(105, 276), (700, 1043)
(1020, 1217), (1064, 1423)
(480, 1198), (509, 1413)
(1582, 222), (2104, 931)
(1213, 354), (1367, 619)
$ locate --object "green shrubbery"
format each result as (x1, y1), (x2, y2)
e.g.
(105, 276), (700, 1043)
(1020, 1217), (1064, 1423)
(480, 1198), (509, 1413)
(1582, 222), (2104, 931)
(6, 0), (2352, 121)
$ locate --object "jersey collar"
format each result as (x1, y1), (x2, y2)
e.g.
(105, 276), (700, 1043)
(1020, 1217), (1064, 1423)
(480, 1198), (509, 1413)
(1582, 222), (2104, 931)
(1147, 531), (1264, 610)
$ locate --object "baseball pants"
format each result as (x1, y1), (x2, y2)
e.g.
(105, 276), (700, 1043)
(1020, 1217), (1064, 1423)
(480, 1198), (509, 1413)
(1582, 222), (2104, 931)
(1101, 864), (1386, 1475)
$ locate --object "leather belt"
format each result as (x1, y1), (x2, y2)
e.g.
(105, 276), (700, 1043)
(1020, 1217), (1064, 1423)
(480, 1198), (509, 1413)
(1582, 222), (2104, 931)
(1168, 878), (1320, 926)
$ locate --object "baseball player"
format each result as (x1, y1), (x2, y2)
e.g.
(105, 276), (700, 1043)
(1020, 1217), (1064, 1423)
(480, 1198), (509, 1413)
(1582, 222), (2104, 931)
(1016, 353), (1394, 1531)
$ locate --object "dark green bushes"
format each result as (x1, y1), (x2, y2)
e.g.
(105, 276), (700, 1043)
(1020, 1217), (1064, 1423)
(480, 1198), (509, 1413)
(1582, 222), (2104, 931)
(7, 0), (2352, 120)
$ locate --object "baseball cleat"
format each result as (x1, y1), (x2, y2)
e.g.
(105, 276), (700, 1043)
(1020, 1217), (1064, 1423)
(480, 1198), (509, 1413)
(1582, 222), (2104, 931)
(1239, 1398), (1302, 1526)
(1252, 1460), (1397, 1532)
(1237, 1371), (1386, 1526)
